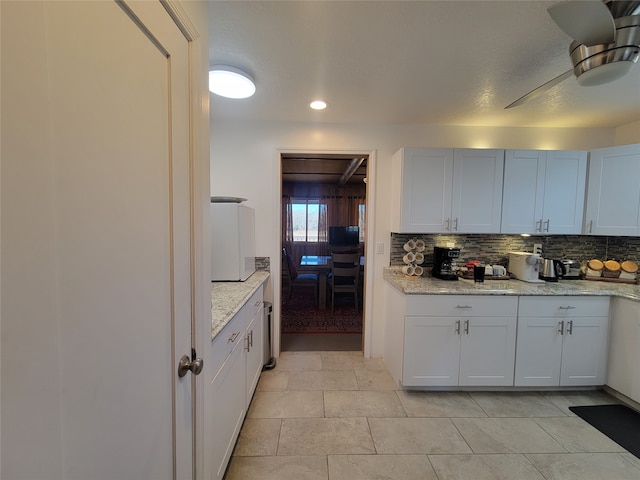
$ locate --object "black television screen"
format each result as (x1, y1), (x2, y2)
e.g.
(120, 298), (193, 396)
(329, 226), (359, 246)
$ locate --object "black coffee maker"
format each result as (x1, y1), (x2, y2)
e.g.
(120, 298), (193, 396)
(432, 246), (461, 280)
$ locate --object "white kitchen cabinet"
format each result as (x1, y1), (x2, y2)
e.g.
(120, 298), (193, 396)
(584, 144), (640, 236)
(515, 296), (610, 387)
(607, 297), (640, 403)
(501, 149), (587, 234)
(208, 287), (264, 480)
(391, 147), (504, 233)
(402, 295), (518, 387)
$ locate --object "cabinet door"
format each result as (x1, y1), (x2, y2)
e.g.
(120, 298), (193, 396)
(514, 317), (563, 387)
(459, 316), (517, 386)
(542, 150), (587, 234)
(501, 150), (545, 234)
(210, 340), (246, 480)
(245, 307), (264, 406)
(395, 148), (454, 232)
(560, 317), (609, 386)
(403, 317), (460, 386)
(633, 319), (640, 403)
(452, 149), (504, 233)
(585, 144), (640, 236)
(606, 298), (639, 398)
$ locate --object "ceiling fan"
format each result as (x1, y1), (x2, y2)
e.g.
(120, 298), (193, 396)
(505, 0), (640, 109)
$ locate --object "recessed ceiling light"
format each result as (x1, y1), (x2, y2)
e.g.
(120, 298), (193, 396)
(309, 100), (327, 110)
(209, 65), (255, 99)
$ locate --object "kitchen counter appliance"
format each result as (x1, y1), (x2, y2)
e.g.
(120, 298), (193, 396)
(540, 258), (566, 282)
(561, 260), (581, 279)
(432, 246), (460, 280)
(508, 252), (545, 283)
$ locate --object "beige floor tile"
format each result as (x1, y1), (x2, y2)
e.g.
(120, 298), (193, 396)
(620, 452), (640, 470)
(256, 370), (289, 391)
(428, 454), (546, 480)
(224, 455), (328, 480)
(526, 452), (640, 480)
(275, 352), (322, 371)
(328, 454), (437, 480)
(288, 369), (358, 391)
(470, 392), (566, 417)
(398, 391), (487, 418)
(452, 418), (567, 454)
(541, 390), (620, 416)
(368, 417), (472, 455)
(324, 390), (407, 417)
(354, 369), (398, 390)
(278, 417), (375, 455)
(320, 351), (385, 371)
(247, 390), (324, 418)
(233, 418), (281, 456)
(533, 416), (626, 453)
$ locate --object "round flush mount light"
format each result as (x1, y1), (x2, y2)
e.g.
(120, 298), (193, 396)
(309, 100), (327, 110)
(209, 65), (255, 99)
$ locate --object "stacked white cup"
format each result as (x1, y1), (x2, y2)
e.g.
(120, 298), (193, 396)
(402, 239), (424, 277)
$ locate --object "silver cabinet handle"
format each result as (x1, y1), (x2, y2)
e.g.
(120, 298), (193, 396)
(455, 320), (461, 335)
(245, 334), (250, 352)
(558, 320), (565, 335)
(456, 305), (473, 309)
(228, 331), (240, 343)
(543, 219), (550, 232)
(566, 320), (573, 335)
(453, 218), (458, 231)
(587, 220), (593, 234)
(249, 329), (254, 348)
(254, 300), (262, 307)
(464, 319), (470, 335)
(535, 219), (542, 232)
(444, 218), (450, 231)
(559, 306), (576, 310)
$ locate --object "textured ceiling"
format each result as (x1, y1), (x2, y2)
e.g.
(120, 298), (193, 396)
(209, 1), (640, 129)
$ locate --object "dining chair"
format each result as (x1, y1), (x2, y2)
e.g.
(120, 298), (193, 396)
(327, 252), (360, 314)
(281, 247), (319, 305)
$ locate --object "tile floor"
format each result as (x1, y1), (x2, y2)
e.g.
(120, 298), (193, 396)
(223, 351), (640, 480)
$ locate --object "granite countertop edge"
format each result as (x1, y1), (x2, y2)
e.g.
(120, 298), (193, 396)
(383, 267), (640, 302)
(211, 270), (270, 340)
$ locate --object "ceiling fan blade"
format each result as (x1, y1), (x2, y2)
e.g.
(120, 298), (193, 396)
(505, 69), (573, 109)
(548, 0), (615, 46)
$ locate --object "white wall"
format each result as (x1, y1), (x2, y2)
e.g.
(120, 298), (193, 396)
(210, 119), (618, 357)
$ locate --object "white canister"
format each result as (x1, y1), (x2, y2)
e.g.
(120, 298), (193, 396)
(403, 240), (416, 252)
(414, 252), (424, 264)
(403, 252), (416, 264)
(402, 265), (415, 276)
(415, 240), (426, 252)
(414, 266), (424, 276)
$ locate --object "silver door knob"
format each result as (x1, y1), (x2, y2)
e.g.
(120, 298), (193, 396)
(178, 354), (204, 377)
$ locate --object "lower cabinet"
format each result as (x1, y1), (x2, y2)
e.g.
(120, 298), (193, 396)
(207, 287), (264, 480)
(515, 296), (610, 387)
(607, 297), (640, 402)
(402, 296), (518, 387)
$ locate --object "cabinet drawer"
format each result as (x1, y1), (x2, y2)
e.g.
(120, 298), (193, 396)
(240, 288), (263, 322)
(518, 296), (609, 317)
(210, 313), (246, 381)
(406, 295), (517, 317)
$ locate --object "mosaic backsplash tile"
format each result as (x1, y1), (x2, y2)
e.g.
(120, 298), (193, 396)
(390, 233), (640, 270)
(255, 256), (270, 272)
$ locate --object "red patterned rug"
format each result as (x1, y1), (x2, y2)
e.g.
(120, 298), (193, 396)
(281, 289), (362, 334)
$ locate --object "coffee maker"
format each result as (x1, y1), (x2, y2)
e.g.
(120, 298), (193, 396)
(432, 246), (460, 280)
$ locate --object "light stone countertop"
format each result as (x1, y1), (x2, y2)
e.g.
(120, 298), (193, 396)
(384, 266), (640, 302)
(211, 270), (270, 340)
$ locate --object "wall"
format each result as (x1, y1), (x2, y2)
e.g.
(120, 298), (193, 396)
(210, 119), (622, 357)
(615, 120), (640, 146)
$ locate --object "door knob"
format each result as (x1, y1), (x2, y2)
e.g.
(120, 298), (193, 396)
(178, 352), (204, 377)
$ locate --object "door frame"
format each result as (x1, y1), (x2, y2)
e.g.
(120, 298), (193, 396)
(273, 148), (377, 357)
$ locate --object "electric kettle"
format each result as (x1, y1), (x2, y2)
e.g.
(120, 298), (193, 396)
(540, 259), (565, 282)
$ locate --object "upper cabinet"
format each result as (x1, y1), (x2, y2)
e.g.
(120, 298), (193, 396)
(391, 148), (504, 233)
(584, 144), (640, 236)
(501, 150), (587, 234)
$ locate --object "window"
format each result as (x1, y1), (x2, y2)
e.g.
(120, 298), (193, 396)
(358, 203), (366, 243)
(291, 198), (323, 242)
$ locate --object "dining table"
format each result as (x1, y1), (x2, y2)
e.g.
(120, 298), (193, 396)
(299, 255), (364, 310)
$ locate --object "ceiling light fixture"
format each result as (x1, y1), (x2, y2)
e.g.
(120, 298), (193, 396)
(309, 100), (327, 110)
(209, 65), (255, 99)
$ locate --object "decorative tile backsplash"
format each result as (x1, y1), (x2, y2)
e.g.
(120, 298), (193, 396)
(390, 233), (640, 269)
(255, 256), (270, 271)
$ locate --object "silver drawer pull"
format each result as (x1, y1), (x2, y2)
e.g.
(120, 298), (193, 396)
(558, 320), (565, 335)
(228, 331), (240, 343)
(456, 305), (473, 309)
(559, 306), (576, 310)
(255, 301), (262, 307)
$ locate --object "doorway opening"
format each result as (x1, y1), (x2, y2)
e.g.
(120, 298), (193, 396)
(279, 152), (369, 352)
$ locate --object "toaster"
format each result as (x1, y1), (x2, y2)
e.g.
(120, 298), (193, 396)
(562, 260), (581, 279)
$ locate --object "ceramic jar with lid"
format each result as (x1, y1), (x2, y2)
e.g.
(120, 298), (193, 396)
(603, 260), (621, 278)
(620, 261), (638, 280)
(586, 259), (603, 277)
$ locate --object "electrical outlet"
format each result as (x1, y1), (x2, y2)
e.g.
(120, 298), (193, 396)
(534, 243), (543, 255)
(375, 242), (384, 254)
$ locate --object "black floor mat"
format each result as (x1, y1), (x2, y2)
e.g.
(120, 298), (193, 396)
(569, 404), (640, 459)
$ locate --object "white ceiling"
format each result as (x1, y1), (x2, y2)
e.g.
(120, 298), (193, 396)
(208, 1), (640, 129)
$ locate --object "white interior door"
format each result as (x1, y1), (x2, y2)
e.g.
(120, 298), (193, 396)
(1, 1), (199, 478)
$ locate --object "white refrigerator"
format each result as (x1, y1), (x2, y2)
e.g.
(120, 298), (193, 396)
(210, 203), (256, 281)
